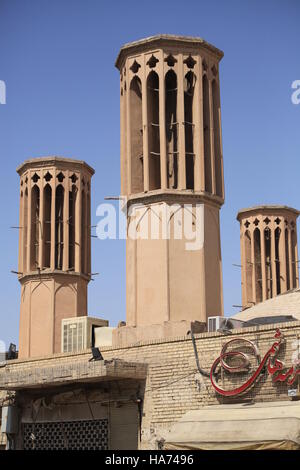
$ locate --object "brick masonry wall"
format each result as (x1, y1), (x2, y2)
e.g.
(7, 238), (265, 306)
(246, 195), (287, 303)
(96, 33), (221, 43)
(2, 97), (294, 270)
(1, 321), (300, 449)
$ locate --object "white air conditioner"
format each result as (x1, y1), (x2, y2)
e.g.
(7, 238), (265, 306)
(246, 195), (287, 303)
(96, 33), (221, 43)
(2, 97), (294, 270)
(208, 316), (244, 332)
(61, 316), (109, 353)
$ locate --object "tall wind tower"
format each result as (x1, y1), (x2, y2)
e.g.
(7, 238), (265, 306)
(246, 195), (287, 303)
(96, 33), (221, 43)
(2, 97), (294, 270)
(115, 35), (225, 339)
(17, 157), (94, 358)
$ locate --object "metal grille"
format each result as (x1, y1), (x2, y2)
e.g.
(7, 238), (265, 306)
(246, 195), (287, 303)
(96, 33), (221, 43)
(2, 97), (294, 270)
(23, 419), (108, 450)
(63, 320), (85, 353)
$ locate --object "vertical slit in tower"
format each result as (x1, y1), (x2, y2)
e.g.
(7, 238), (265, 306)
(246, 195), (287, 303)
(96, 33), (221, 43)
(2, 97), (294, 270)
(130, 76), (143, 193)
(30, 185), (40, 271)
(254, 228), (262, 303)
(212, 79), (222, 197)
(202, 74), (212, 193)
(147, 71), (161, 190)
(19, 190), (24, 273)
(184, 71), (195, 190)
(291, 229), (297, 288)
(285, 228), (290, 290)
(275, 227), (281, 295)
(244, 230), (253, 304)
(165, 70), (178, 189)
(87, 191), (91, 275)
(81, 189), (86, 273)
(23, 188), (28, 272)
(264, 227), (272, 299)
(68, 184), (77, 271)
(43, 184), (52, 268)
(55, 185), (64, 270)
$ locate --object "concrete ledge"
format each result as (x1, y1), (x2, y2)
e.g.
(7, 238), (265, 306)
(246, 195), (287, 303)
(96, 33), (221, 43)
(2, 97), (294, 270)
(0, 359), (147, 391)
(112, 320), (206, 348)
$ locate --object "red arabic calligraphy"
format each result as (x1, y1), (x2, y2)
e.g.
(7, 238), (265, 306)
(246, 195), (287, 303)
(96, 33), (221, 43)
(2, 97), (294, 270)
(210, 329), (300, 396)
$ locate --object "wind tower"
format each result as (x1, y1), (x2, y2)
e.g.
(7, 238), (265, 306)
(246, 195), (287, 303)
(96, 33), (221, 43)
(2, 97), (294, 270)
(115, 35), (225, 340)
(17, 157), (94, 358)
(237, 205), (299, 309)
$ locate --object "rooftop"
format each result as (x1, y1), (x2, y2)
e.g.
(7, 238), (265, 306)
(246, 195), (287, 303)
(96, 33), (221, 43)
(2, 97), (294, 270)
(115, 34), (224, 70)
(237, 205), (300, 220)
(234, 287), (300, 322)
(16, 156), (95, 176)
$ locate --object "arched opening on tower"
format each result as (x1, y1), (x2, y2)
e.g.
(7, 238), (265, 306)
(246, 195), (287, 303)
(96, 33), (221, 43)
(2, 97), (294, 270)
(244, 230), (253, 304)
(81, 190), (86, 274)
(184, 71), (196, 190)
(23, 187), (28, 272)
(130, 76), (143, 193)
(68, 184), (77, 271)
(285, 228), (290, 290)
(291, 229), (297, 288)
(275, 227), (281, 295)
(203, 74), (212, 193)
(254, 228), (262, 303)
(212, 79), (222, 197)
(87, 190), (91, 276)
(147, 71), (161, 190)
(165, 70), (178, 189)
(264, 227), (272, 299)
(43, 184), (52, 269)
(30, 185), (40, 271)
(55, 185), (64, 270)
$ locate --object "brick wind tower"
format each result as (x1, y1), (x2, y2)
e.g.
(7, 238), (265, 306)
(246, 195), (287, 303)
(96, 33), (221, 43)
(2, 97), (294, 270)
(17, 157), (94, 358)
(237, 205), (299, 309)
(115, 35), (225, 341)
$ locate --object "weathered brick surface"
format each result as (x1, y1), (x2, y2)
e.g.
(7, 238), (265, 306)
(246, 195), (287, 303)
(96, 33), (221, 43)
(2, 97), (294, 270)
(1, 321), (300, 448)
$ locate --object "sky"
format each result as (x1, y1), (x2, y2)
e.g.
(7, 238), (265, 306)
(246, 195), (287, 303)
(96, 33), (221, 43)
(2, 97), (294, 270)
(0, 0), (299, 347)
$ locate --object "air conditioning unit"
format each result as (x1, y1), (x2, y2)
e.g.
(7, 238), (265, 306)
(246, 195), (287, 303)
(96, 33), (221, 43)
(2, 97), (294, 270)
(208, 316), (244, 332)
(61, 316), (109, 353)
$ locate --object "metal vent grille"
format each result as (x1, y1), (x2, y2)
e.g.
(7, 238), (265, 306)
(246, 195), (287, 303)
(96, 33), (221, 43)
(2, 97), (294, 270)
(23, 419), (108, 450)
(208, 317), (217, 332)
(63, 320), (85, 353)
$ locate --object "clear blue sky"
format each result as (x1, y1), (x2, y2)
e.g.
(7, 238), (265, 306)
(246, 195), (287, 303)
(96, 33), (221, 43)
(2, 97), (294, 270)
(0, 0), (299, 347)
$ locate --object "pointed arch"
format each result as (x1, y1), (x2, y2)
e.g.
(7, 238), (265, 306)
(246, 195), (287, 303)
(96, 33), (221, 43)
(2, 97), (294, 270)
(68, 184), (77, 270)
(130, 76), (143, 193)
(43, 184), (52, 268)
(55, 184), (64, 269)
(184, 71), (196, 189)
(254, 228), (262, 302)
(30, 184), (40, 270)
(165, 69), (178, 189)
(147, 71), (161, 190)
(244, 230), (253, 303)
(212, 79), (222, 197)
(202, 74), (212, 193)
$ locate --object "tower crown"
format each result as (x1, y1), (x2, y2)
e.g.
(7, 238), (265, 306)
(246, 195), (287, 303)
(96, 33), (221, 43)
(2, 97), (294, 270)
(17, 156), (94, 278)
(116, 35), (224, 202)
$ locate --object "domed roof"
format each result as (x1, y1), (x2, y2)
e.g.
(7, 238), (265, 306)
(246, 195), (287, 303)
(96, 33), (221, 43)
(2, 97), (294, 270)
(233, 287), (300, 322)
